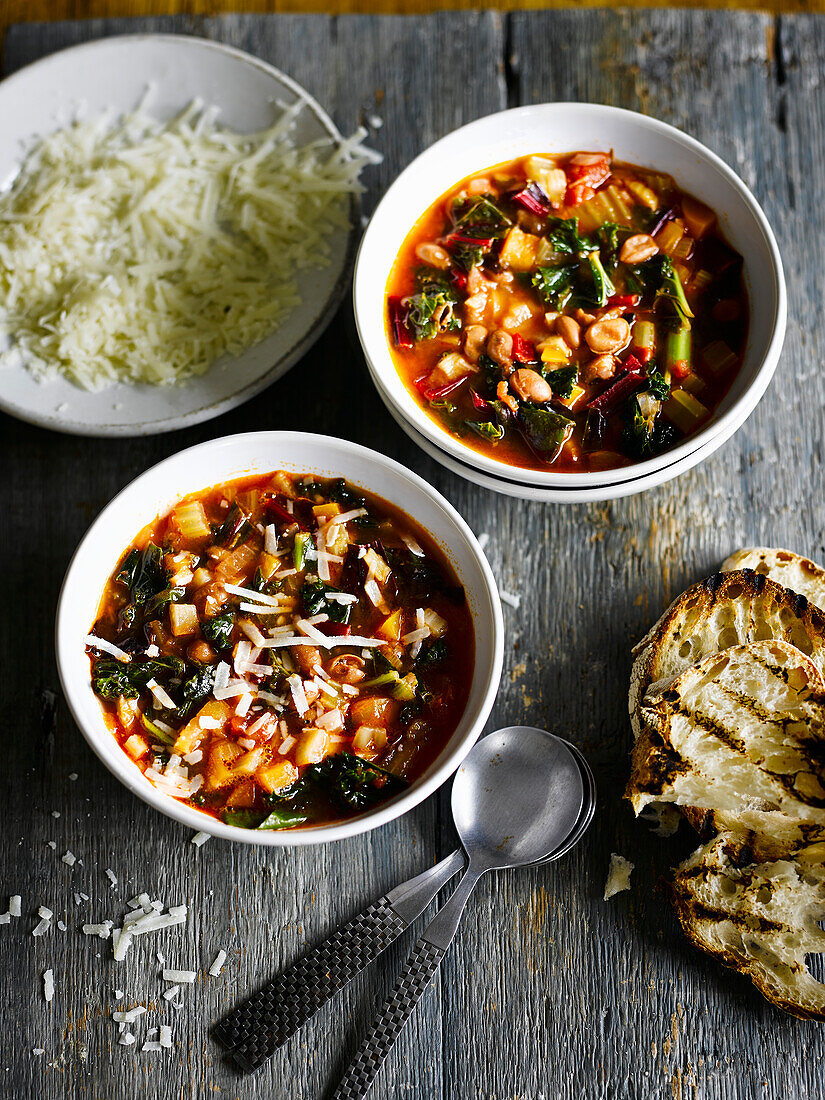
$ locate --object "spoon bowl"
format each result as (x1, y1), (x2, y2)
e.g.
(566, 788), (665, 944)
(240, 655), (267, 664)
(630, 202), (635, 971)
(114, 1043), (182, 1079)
(452, 725), (585, 872)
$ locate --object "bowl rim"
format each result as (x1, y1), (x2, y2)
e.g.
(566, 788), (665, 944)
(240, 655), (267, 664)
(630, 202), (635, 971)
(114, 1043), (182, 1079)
(54, 430), (504, 846)
(353, 101), (787, 488)
(380, 380), (753, 503)
(0, 33), (360, 439)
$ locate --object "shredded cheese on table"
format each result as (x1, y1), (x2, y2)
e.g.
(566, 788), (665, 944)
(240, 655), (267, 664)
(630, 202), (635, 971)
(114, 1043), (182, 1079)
(0, 99), (377, 390)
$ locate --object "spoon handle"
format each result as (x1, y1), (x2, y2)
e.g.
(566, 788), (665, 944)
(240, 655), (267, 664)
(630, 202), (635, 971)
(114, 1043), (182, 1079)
(213, 849), (464, 1070)
(332, 866), (482, 1100)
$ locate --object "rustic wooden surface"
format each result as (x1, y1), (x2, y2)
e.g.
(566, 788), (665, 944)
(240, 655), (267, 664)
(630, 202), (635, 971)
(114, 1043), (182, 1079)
(2, 10), (823, 1099)
(0, 0), (821, 61)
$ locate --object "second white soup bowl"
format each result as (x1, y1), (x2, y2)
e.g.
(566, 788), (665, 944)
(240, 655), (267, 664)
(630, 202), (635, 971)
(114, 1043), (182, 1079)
(353, 102), (786, 490)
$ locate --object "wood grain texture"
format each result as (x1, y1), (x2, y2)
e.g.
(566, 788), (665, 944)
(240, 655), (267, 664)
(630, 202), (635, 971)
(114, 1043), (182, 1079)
(1, 10), (823, 1100)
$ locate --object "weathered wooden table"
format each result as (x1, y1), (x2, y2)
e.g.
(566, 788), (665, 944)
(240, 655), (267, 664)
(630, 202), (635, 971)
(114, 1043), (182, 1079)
(2, 10), (823, 1099)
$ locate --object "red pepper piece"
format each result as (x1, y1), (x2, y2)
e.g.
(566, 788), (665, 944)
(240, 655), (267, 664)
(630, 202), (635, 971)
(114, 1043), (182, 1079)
(413, 374), (466, 403)
(629, 345), (653, 364)
(586, 370), (646, 414)
(388, 297), (413, 349)
(449, 268), (467, 293)
(511, 334), (538, 364)
(469, 389), (493, 412)
(622, 354), (645, 375)
(669, 360), (691, 380)
(564, 156), (611, 207)
(445, 232), (494, 249)
(316, 622), (351, 637)
(607, 293), (640, 310)
(511, 183), (552, 217)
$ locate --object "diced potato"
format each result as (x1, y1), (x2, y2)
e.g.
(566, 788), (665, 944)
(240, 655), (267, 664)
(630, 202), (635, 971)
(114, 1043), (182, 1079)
(625, 179), (659, 210)
(191, 566), (212, 587)
(233, 747), (266, 776)
(269, 472), (296, 498)
(169, 603), (198, 636)
(313, 503), (341, 521)
(173, 699), (230, 756)
(172, 501), (211, 540)
(539, 336), (571, 364)
(204, 740), (243, 791)
(294, 728), (330, 767)
(499, 227), (541, 272)
(352, 726), (388, 756)
(117, 695), (140, 729)
(350, 696), (400, 730)
(215, 543), (257, 581)
(259, 760), (299, 793)
(681, 195), (717, 239)
(123, 733), (148, 760)
(225, 779), (256, 808)
(377, 610), (403, 642)
(664, 389), (710, 433)
(655, 220), (685, 257)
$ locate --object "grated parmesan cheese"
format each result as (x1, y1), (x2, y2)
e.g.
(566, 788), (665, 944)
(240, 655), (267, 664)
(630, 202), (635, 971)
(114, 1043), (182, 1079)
(43, 970), (54, 1003)
(0, 99), (376, 391)
(208, 949), (227, 977)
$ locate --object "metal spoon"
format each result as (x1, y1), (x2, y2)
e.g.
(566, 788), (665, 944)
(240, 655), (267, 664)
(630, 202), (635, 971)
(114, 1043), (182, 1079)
(331, 726), (592, 1099)
(215, 728), (594, 1072)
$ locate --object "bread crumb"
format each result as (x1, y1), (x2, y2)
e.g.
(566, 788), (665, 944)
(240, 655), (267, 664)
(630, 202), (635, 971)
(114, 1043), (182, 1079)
(604, 853), (634, 900)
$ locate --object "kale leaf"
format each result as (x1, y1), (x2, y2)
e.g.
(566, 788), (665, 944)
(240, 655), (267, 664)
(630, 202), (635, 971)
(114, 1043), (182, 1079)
(464, 419), (505, 443)
(516, 405), (575, 460)
(301, 580), (352, 624)
(545, 366), (578, 399)
(306, 753), (408, 810)
(545, 217), (593, 255)
(405, 286), (461, 341)
(416, 638), (449, 667)
(116, 543), (168, 611)
(201, 609), (235, 649)
(531, 264), (578, 309)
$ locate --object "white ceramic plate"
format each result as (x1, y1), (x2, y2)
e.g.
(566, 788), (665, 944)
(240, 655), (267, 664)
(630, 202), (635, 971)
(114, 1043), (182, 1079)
(55, 432), (504, 846)
(353, 102), (786, 491)
(0, 35), (359, 437)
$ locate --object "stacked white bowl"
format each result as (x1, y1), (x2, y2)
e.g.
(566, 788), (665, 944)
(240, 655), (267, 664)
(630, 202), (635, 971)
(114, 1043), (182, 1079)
(353, 104), (787, 503)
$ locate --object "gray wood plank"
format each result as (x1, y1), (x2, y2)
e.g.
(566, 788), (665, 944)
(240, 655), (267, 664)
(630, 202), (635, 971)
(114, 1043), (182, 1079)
(1, 10), (822, 1100)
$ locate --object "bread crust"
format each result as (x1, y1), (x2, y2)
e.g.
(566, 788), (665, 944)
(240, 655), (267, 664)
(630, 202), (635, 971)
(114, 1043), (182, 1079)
(629, 570), (825, 742)
(721, 548), (825, 612)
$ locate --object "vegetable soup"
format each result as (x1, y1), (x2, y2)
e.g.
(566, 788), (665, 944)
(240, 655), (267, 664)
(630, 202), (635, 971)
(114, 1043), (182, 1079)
(386, 152), (748, 473)
(86, 471), (474, 831)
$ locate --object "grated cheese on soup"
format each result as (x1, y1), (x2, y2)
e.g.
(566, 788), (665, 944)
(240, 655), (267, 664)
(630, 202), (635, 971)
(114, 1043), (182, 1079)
(0, 98), (377, 390)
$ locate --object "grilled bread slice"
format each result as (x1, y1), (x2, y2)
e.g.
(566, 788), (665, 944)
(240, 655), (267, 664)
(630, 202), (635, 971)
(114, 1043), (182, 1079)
(629, 571), (825, 742)
(669, 833), (825, 1020)
(722, 548), (825, 612)
(628, 641), (825, 858)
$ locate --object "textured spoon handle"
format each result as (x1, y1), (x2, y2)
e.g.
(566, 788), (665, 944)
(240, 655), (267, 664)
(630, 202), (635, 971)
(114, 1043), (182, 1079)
(331, 866), (482, 1100)
(331, 939), (446, 1100)
(213, 850), (463, 1071)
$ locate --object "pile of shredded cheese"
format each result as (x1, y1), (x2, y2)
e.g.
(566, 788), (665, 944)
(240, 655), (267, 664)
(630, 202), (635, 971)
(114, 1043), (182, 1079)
(0, 97), (378, 390)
